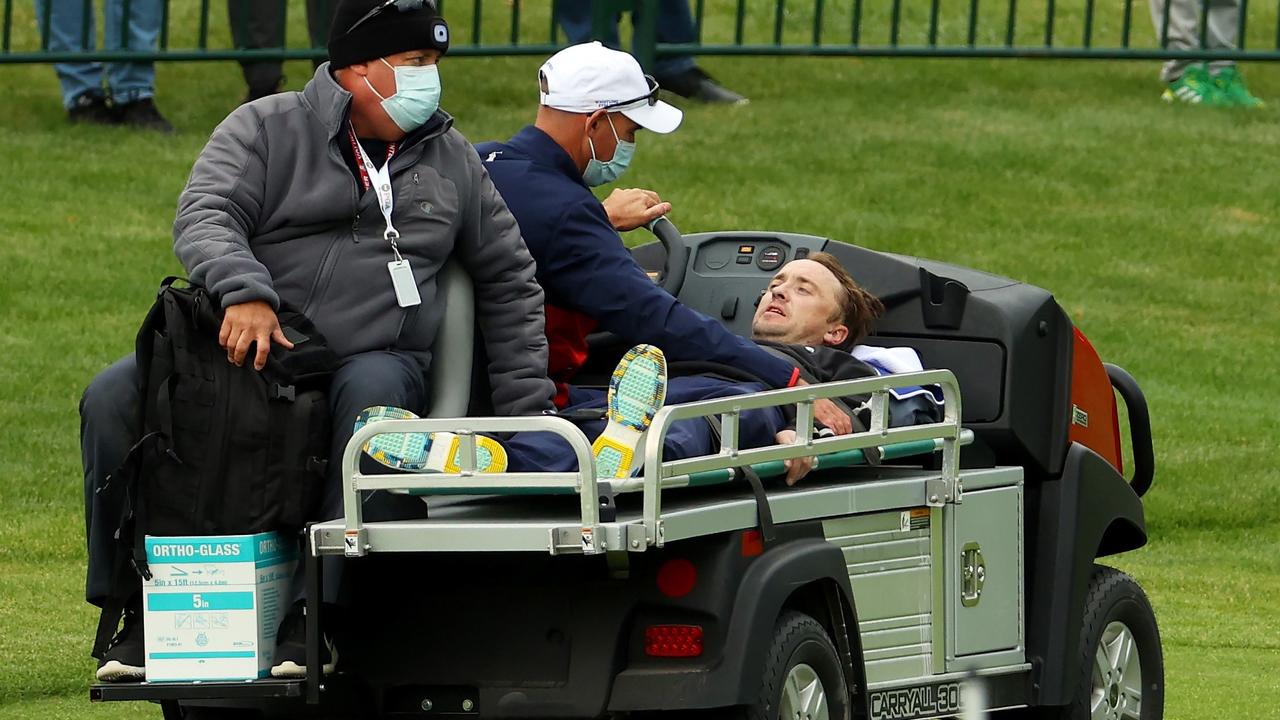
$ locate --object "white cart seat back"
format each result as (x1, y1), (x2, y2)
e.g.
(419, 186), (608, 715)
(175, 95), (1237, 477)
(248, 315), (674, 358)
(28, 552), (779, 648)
(426, 259), (474, 418)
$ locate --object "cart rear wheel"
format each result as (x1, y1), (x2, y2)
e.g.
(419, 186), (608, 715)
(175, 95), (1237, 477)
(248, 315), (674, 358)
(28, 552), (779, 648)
(1056, 565), (1164, 720)
(745, 611), (849, 720)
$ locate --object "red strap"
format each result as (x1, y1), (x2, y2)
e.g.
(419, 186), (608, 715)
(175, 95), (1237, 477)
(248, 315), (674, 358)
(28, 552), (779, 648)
(347, 127), (398, 193)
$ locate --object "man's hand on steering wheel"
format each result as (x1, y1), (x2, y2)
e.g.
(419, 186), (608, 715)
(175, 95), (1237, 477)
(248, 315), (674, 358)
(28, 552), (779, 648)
(603, 188), (672, 231)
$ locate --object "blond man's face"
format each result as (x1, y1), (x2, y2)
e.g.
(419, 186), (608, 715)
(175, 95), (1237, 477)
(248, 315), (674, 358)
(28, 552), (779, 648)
(750, 259), (850, 348)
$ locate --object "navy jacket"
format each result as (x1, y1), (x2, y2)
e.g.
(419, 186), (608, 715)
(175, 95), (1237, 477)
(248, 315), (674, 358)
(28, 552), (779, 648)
(476, 126), (798, 405)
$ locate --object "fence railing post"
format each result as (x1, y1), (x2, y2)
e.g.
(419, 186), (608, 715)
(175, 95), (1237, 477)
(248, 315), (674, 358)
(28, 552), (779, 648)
(1121, 0), (1133, 48)
(587, 0), (656, 70)
(1198, 0), (1210, 50)
(590, 0), (627, 44)
(967, 0), (980, 46)
(633, 0), (658, 71)
(198, 0), (210, 50)
(120, 0), (133, 50)
(1237, 0), (1249, 49)
(80, 0), (91, 52)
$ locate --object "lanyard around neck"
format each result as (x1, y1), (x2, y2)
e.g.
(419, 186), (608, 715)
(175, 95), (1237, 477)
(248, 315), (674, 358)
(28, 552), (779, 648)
(348, 126), (402, 259)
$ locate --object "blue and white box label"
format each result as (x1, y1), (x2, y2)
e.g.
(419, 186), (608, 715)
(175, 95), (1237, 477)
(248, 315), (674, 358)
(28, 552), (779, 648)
(142, 533), (296, 682)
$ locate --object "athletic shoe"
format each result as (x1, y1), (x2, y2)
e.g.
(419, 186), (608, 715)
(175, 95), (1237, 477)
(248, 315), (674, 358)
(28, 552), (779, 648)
(1212, 66), (1265, 108)
(270, 602), (336, 678)
(67, 92), (117, 126)
(591, 344), (668, 479)
(116, 98), (175, 133)
(657, 66), (749, 105)
(355, 405), (508, 473)
(95, 603), (145, 682)
(1161, 65), (1229, 106)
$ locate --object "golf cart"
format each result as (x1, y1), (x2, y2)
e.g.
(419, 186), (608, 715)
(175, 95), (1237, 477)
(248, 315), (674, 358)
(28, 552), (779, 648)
(92, 220), (1161, 719)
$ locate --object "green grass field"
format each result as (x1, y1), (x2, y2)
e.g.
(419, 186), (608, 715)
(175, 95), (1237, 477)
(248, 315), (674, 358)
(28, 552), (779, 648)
(1, 2), (1279, 719)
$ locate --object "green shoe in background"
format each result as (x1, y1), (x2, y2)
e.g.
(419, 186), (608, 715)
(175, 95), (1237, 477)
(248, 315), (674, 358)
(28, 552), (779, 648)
(1162, 65), (1231, 107)
(1212, 66), (1266, 108)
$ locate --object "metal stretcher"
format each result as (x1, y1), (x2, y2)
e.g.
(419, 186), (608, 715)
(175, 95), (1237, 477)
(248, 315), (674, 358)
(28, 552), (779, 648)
(311, 370), (972, 559)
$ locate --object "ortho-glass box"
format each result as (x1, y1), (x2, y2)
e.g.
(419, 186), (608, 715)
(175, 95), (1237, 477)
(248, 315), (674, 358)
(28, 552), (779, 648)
(142, 532), (296, 681)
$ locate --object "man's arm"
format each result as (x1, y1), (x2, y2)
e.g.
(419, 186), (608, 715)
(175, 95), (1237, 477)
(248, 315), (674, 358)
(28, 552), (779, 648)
(174, 108), (277, 310)
(173, 108), (290, 370)
(541, 203), (799, 389)
(455, 151), (556, 416)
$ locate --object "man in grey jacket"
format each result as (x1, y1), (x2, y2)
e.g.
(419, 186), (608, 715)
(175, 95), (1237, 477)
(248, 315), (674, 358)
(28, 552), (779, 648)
(83, 0), (554, 682)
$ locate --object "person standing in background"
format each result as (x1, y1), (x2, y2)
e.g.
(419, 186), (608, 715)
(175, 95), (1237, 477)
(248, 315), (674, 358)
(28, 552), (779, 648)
(34, 0), (173, 130)
(227, 0), (337, 104)
(1149, 0), (1263, 107)
(555, 0), (747, 104)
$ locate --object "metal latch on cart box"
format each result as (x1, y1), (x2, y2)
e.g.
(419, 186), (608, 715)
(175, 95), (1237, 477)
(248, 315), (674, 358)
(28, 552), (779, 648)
(549, 524), (649, 554)
(961, 542), (985, 607)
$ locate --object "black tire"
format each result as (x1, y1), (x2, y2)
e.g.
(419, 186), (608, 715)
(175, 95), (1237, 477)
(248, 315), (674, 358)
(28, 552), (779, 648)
(1051, 565), (1164, 720)
(743, 611), (850, 720)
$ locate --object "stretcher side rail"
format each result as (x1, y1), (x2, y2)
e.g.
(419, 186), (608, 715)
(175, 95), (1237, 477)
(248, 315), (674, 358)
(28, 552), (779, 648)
(324, 370), (962, 557)
(636, 369), (964, 547)
(337, 415), (600, 556)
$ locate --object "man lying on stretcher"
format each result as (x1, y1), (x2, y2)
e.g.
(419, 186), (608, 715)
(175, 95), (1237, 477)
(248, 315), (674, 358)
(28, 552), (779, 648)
(360, 251), (943, 486)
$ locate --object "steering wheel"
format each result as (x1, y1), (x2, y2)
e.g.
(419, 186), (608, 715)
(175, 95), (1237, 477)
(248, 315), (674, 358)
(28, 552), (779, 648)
(648, 216), (689, 296)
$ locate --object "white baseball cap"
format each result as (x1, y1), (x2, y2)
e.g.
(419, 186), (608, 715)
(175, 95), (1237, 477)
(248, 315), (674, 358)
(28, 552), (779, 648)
(538, 42), (683, 135)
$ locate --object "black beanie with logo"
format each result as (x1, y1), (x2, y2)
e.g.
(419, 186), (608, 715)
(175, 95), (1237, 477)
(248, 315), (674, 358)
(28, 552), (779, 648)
(327, 0), (450, 69)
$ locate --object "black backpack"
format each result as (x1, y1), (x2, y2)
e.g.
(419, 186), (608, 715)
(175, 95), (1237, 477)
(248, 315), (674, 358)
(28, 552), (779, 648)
(93, 278), (337, 658)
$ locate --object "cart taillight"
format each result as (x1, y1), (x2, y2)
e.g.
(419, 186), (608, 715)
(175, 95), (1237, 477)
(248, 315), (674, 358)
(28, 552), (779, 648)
(645, 625), (704, 657)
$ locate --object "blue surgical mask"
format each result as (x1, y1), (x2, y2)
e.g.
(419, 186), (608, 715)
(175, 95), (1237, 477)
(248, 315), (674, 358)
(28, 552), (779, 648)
(583, 114), (635, 187)
(364, 59), (442, 133)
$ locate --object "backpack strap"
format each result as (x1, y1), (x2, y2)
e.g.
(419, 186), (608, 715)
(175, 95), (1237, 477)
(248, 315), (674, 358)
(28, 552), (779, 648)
(91, 431), (158, 659)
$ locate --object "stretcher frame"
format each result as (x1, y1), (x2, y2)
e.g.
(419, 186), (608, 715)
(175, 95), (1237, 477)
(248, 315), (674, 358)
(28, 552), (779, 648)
(310, 370), (967, 559)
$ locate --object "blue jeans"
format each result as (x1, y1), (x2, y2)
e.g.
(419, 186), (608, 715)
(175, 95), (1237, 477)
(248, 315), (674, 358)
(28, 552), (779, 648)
(504, 376), (786, 473)
(555, 0), (697, 78)
(34, 0), (163, 108)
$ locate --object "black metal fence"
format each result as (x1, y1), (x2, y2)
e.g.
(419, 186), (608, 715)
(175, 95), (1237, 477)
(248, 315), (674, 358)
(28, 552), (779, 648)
(1, 0), (1277, 66)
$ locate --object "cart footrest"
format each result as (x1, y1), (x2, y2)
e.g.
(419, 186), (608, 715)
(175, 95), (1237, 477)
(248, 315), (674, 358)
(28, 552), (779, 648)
(90, 678), (304, 703)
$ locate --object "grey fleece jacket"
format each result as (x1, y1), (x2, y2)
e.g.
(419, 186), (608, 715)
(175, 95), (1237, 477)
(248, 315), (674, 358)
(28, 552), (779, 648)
(173, 64), (555, 416)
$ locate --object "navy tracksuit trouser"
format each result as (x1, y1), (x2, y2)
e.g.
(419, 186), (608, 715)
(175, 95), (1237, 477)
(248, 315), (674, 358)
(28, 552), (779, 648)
(504, 376), (787, 473)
